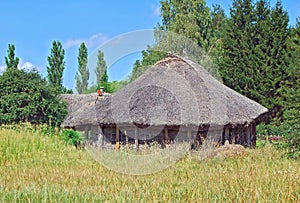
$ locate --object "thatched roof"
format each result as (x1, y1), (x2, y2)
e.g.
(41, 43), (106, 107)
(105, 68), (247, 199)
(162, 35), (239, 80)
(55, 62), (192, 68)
(62, 55), (267, 129)
(61, 93), (96, 125)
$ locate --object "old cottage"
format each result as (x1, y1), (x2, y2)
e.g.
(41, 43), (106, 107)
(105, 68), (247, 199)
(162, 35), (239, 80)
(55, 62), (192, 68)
(62, 55), (268, 149)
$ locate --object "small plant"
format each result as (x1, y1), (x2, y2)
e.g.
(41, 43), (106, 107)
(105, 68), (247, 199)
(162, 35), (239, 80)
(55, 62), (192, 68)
(61, 129), (83, 148)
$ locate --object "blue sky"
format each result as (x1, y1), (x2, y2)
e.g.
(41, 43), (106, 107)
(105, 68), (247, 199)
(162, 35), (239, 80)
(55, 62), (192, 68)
(0, 0), (299, 90)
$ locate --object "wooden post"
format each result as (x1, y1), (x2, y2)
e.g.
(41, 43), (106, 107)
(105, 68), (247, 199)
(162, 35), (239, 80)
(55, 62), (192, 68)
(135, 126), (139, 151)
(251, 124), (256, 148)
(240, 129), (245, 146)
(236, 129), (241, 145)
(224, 127), (230, 143)
(164, 126), (170, 145)
(231, 129), (235, 144)
(187, 126), (192, 144)
(98, 126), (104, 147)
(125, 130), (129, 148)
(84, 126), (89, 145)
(115, 126), (120, 150)
(246, 126), (251, 147)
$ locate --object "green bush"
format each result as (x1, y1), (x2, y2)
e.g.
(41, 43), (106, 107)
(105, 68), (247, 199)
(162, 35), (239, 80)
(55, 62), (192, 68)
(0, 68), (67, 127)
(61, 129), (83, 148)
(257, 109), (300, 159)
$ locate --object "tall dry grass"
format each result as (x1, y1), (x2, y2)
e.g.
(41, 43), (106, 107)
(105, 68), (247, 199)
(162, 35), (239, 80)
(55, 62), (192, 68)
(0, 128), (299, 202)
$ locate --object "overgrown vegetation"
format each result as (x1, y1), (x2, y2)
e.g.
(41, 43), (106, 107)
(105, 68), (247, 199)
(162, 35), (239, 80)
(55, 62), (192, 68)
(0, 129), (299, 202)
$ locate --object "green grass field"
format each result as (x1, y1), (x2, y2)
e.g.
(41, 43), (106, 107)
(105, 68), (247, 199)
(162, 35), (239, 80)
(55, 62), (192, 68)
(0, 128), (299, 202)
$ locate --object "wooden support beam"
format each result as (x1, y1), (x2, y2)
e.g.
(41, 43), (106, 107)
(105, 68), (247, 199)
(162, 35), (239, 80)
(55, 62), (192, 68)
(246, 126), (251, 147)
(187, 127), (192, 143)
(98, 126), (104, 147)
(231, 129), (235, 144)
(115, 127), (120, 150)
(224, 127), (230, 143)
(251, 124), (256, 148)
(236, 129), (241, 145)
(124, 130), (128, 148)
(84, 126), (89, 145)
(164, 126), (170, 145)
(135, 126), (139, 151)
(240, 129), (245, 146)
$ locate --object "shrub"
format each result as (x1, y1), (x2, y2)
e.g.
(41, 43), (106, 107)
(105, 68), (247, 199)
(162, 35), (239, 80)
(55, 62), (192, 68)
(0, 68), (67, 127)
(257, 109), (300, 159)
(61, 129), (84, 148)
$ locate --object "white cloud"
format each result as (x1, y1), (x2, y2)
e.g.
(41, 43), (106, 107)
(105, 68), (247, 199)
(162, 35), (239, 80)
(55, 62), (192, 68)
(63, 39), (83, 49)
(0, 59), (40, 74)
(0, 65), (5, 74)
(151, 4), (161, 17)
(63, 32), (109, 49)
(19, 61), (39, 72)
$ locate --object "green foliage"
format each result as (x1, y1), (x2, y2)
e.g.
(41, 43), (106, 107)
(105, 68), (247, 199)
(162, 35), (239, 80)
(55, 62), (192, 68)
(160, 0), (213, 51)
(218, 0), (292, 122)
(60, 87), (73, 94)
(61, 129), (83, 148)
(285, 18), (300, 111)
(129, 49), (166, 82)
(216, 0), (299, 158)
(98, 70), (109, 92)
(39, 125), (57, 136)
(218, 0), (256, 99)
(256, 138), (266, 148)
(75, 43), (89, 94)
(99, 80), (126, 93)
(85, 80), (127, 94)
(84, 84), (98, 94)
(5, 44), (19, 69)
(95, 50), (107, 85)
(101, 70), (108, 84)
(47, 41), (66, 92)
(0, 68), (67, 127)
(257, 108), (300, 159)
(281, 109), (300, 159)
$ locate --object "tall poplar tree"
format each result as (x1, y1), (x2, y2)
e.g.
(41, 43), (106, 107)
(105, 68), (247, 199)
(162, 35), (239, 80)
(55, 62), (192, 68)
(47, 41), (65, 91)
(75, 42), (89, 94)
(5, 44), (19, 69)
(95, 50), (107, 85)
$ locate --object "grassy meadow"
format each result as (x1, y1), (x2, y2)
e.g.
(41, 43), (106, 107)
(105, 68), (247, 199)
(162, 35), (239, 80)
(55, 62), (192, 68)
(0, 128), (299, 202)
